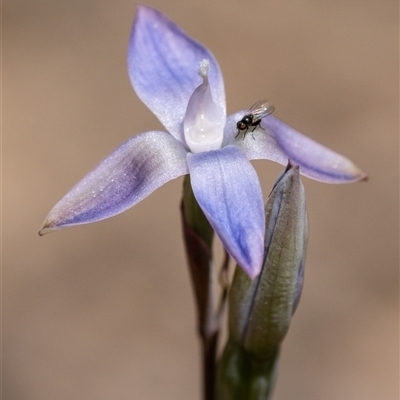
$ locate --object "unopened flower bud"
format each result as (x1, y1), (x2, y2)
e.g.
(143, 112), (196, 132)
(230, 163), (308, 356)
(217, 163), (308, 399)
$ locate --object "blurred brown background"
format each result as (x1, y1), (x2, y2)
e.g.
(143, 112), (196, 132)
(4, 1), (398, 399)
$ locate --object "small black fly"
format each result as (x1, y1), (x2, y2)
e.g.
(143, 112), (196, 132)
(235, 100), (275, 140)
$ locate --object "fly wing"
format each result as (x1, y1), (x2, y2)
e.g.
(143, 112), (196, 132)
(249, 100), (275, 120)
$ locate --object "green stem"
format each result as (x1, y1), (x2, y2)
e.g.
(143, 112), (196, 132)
(181, 175), (218, 400)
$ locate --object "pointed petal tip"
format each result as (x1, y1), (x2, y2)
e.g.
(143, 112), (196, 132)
(330, 167), (368, 184)
(135, 4), (160, 19)
(338, 161), (368, 184)
(38, 227), (54, 236)
(359, 172), (369, 182)
(245, 264), (262, 280)
(38, 227), (51, 236)
(237, 244), (264, 280)
(38, 220), (62, 236)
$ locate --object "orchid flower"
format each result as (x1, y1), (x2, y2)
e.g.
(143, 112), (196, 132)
(39, 5), (366, 278)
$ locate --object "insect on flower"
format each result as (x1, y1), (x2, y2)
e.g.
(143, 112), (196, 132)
(235, 100), (275, 140)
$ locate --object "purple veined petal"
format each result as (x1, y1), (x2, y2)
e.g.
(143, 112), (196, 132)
(128, 5), (226, 142)
(39, 131), (189, 235)
(187, 146), (265, 278)
(226, 112), (367, 184)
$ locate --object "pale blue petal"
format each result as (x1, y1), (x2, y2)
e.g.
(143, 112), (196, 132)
(225, 112), (367, 183)
(40, 132), (189, 234)
(187, 146), (265, 278)
(128, 5), (226, 142)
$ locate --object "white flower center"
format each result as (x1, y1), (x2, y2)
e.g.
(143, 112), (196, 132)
(183, 59), (224, 153)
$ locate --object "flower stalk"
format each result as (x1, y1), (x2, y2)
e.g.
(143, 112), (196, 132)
(181, 175), (219, 400)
